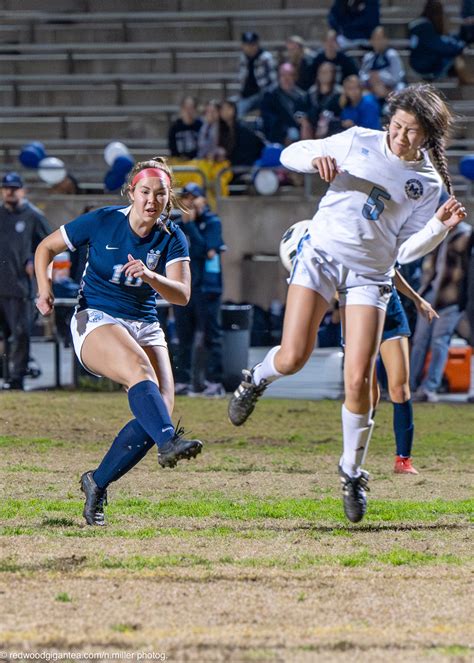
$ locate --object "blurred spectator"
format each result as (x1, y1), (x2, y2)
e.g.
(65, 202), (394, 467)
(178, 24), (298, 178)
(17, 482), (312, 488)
(409, 0), (473, 85)
(197, 100), (226, 161)
(459, 0), (474, 44)
(168, 96), (203, 160)
(340, 75), (382, 130)
(51, 172), (81, 195)
(359, 26), (406, 106)
(173, 183), (226, 398)
(306, 61), (343, 138)
(219, 100), (265, 166)
(261, 63), (310, 145)
(237, 31), (277, 117)
(410, 222), (473, 402)
(312, 30), (358, 86)
(285, 35), (317, 91)
(328, 0), (380, 50)
(0, 172), (51, 390)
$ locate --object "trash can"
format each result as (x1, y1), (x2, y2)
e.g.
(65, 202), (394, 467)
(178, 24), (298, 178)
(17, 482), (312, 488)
(221, 304), (253, 392)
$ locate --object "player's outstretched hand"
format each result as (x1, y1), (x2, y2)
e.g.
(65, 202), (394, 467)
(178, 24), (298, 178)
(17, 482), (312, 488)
(436, 195), (467, 229)
(36, 291), (55, 316)
(415, 297), (439, 323)
(312, 156), (341, 183)
(122, 254), (153, 282)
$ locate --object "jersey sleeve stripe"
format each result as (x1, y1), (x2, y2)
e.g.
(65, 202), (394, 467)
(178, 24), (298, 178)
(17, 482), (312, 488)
(60, 225), (76, 252)
(166, 256), (191, 267)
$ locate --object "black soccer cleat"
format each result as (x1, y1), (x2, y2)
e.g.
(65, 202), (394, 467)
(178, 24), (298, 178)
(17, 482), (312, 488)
(158, 426), (203, 469)
(228, 368), (268, 426)
(80, 470), (108, 526)
(338, 466), (370, 523)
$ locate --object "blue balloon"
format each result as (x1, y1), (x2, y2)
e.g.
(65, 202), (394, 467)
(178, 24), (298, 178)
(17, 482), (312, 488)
(254, 143), (283, 168)
(104, 169), (126, 191)
(113, 154), (134, 176)
(459, 155), (474, 181)
(19, 142), (47, 169)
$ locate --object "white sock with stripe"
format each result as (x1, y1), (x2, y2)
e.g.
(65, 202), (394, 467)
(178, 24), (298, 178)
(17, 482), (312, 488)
(340, 404), (374, 478)
(252, 346), (283, 385)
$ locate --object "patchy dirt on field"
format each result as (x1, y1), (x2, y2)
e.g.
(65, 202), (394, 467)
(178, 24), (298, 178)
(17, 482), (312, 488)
(0, 392), (473, 662)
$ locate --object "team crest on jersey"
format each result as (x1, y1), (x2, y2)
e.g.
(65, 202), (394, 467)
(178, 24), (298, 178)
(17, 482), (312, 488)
(88, 311), (104, 323)
(15, 220), (26, 233)
(146, 249), (161, 270)
(405, 179), (424, 200)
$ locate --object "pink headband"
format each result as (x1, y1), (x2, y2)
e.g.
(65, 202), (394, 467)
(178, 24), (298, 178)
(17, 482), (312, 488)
(131, 168), (171, 188)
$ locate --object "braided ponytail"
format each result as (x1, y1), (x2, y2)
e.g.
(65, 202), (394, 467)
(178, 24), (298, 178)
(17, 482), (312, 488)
(430, 138), (453, 195)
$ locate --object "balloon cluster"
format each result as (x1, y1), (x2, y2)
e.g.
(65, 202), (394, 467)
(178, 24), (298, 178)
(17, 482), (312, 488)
(19, 142), (67, 185)
(103, 142), (134, 191)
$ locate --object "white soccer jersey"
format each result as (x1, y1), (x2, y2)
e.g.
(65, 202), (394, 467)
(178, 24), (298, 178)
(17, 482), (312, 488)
(280, 126), (448, 277)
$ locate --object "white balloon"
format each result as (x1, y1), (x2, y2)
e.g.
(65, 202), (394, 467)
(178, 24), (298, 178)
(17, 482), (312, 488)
(253, 169), (279, 196)
(38, 157), (67, 185)
(279, 220), (311, 272)
(104, 141), (130, 166)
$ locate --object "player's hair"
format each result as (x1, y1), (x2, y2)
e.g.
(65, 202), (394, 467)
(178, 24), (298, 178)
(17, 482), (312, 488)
(386, 84), (454, 194)
(124, 156), (185, 222)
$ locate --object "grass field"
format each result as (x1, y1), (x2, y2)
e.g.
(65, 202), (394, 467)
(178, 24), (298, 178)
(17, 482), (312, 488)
(0, 391), (473, 662)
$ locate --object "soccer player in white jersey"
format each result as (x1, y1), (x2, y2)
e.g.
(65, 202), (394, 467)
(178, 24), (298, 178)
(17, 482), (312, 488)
(35, 158), (203, 526)
(228, 84), (466, 523)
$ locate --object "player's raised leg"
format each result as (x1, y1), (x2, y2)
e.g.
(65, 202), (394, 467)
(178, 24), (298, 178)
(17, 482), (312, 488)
(228, 284), (328, 425)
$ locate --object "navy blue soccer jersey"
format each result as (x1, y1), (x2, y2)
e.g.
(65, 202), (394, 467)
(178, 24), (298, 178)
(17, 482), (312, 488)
(61, 205), (190, 321)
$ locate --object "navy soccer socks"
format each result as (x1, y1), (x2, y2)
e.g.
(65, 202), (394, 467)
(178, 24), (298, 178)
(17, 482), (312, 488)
(128, 379), (175, 448)
(393, 400), (414, 458)
(93, 419), (152, 489)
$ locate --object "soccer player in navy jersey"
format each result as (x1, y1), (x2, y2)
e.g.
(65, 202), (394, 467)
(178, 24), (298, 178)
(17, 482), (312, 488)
(35, 158), (203, 526)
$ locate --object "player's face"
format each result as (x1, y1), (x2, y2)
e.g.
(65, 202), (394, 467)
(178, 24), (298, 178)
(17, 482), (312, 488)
(131, 177), (170, 222)
(1, 186), (24, 208)
(388, 110), (426, 161)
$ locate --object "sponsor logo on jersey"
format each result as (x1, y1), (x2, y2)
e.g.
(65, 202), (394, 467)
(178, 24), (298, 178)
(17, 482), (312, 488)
(106, 244), (119, 250)
(15, 220), (26, 233)
(405, 179), (423, 200)
(146, 249), (161, 270)
(361, 148), (369, 156)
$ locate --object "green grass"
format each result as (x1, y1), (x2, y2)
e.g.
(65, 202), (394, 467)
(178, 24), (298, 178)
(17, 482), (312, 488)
(0, 495), (471, 525)
(55, 592), (72, 602)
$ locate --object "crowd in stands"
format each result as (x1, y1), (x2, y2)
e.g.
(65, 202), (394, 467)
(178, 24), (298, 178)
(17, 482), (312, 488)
(167, 0), (472, 182)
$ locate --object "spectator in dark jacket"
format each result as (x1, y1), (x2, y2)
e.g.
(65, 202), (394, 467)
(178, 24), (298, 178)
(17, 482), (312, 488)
(173, 183), (226, 398)
(328, 0), (380, 50)
(459, 0), (474, 44)
(168, 96), (203, 160)
(219, 100), (265, 166)
(261, 63), (309, 145)
(312, 30), (358, 86)
(285, 35), (317, 91)
(0, 172), (51, 390)
(409, 0), (473, 84)
(340, 75), (382, 130)
(360, 26), (406, 105)
(237, 31), (277, 117)
(306, 62), (343, 138)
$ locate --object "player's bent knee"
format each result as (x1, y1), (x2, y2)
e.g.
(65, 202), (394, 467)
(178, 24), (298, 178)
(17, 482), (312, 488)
(389, 384), (410, 403)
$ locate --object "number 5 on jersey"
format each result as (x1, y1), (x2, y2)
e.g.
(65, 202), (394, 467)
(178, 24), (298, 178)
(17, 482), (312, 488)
(362, 186), (391, 221)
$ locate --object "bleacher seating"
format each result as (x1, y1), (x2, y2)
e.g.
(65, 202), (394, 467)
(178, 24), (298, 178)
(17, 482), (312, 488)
(0, 0), (471, 204)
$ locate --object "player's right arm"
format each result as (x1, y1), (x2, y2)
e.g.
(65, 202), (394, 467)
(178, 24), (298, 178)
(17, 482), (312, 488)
(279, 126), (358, 181)
(34, 229), (69, 316)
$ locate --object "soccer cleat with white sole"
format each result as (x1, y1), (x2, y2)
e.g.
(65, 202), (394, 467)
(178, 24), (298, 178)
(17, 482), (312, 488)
(228, 368), (269, 426)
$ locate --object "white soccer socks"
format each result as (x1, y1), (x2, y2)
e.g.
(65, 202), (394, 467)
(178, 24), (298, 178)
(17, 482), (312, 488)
(252, 345), (284, 385)
(340, 404), (374, 478)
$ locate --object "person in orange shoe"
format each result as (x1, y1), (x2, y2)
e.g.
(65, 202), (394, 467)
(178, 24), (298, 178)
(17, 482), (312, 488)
(372, 271), (438, 475)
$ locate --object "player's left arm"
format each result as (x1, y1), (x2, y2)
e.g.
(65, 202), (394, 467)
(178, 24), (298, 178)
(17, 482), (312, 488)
(397, 195), (466, 265)
(393, 269), (438, 323)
